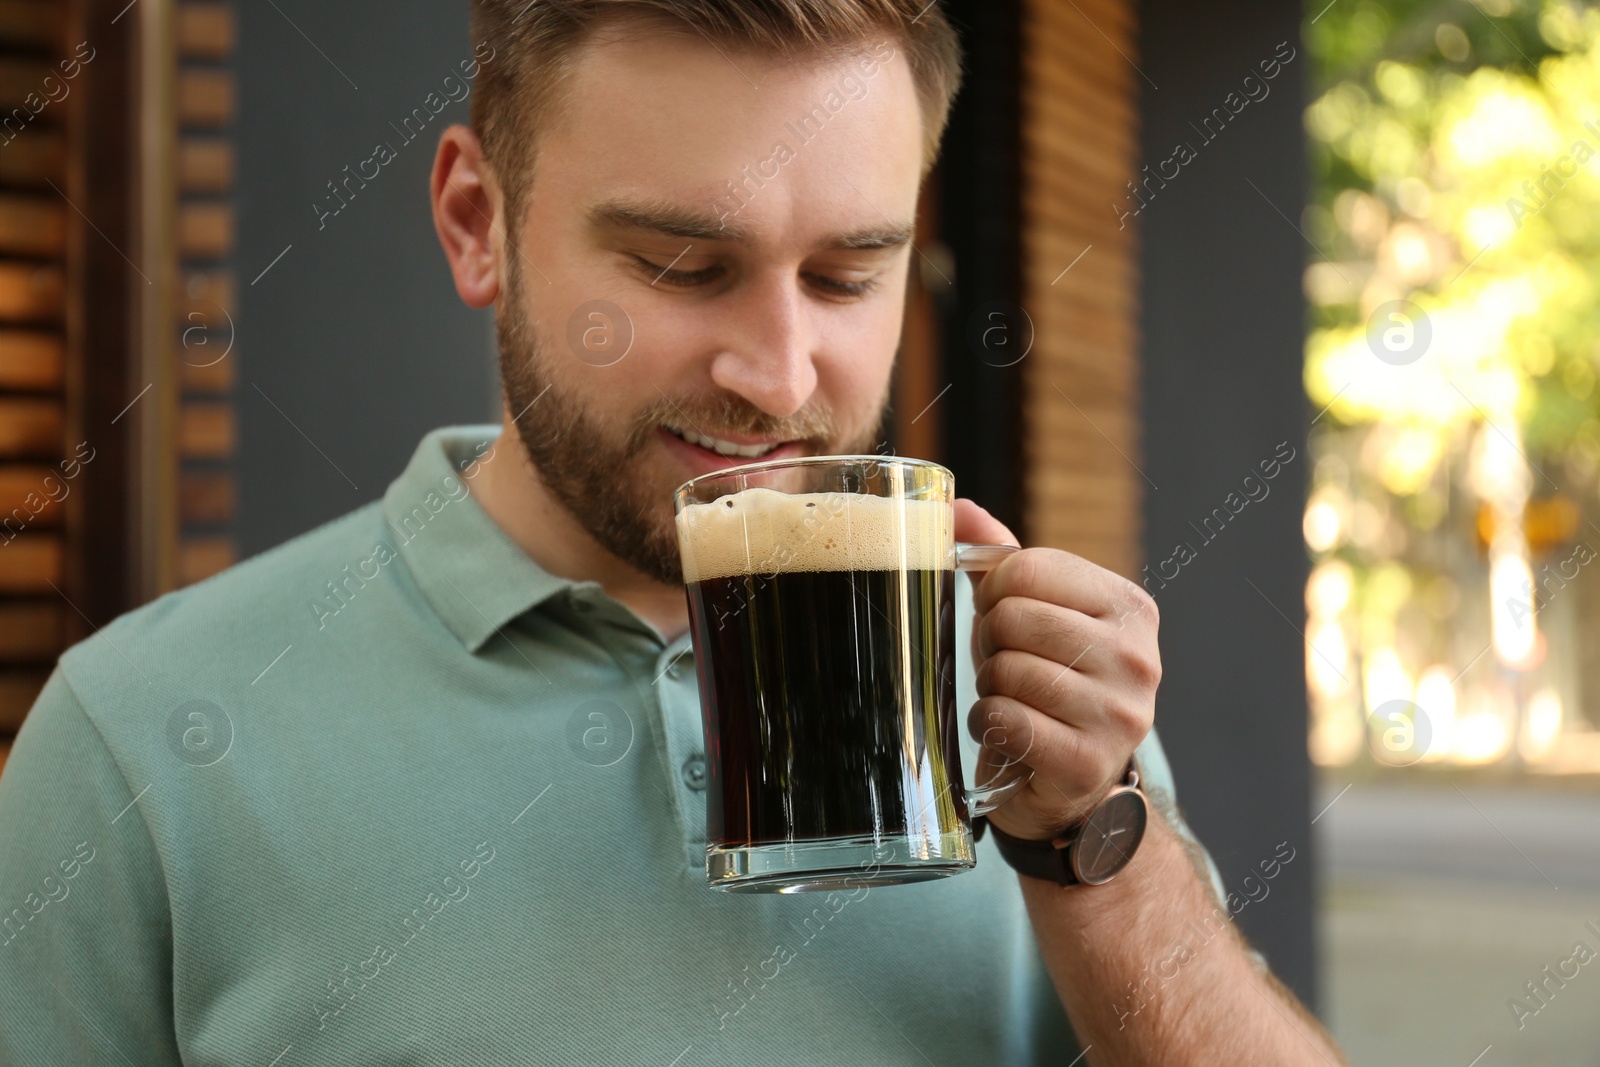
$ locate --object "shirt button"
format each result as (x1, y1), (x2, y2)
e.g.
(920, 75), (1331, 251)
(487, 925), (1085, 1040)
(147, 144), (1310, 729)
(667, 657), (688, 680)
(681, 755), (708, 791)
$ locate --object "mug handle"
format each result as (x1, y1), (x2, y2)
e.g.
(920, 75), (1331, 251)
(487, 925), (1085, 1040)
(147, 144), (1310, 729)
(954, 542), (1035, 815)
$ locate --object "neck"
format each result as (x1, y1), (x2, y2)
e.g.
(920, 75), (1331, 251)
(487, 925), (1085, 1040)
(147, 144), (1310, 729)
(472, 416), (690, 642)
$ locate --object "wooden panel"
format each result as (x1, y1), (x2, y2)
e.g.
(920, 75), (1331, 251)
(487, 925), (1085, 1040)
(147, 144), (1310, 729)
(179, 402), (233, 458)
(177, 4), (234, 59)
(0, 127), (61, 186)
(0, 2), (62, 50)
(0, 396), (58, 455)
(177, 202), (231, 258)
(179, 536), (233, 585)
(0, 193), (63, 255)
(177, 70), (234, 127)
(1021, 0), (1142, 579)
(0, 534), (59, 591)
(0, 464), (62, 527)
(178, 138), (232, 193)
(179, 269), (233, 324)
(0, 328), (59, 388)
(180, 470), (233, 523)
(180, 353), (235, 394)
(0, 668), (47, 732)
(0, 600), (62, 661)
(0, 260), (62, 321)
(0, 57), (52, 113)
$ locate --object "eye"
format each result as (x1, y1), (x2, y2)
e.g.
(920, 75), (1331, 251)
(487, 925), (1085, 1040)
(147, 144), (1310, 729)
(632, 255), (723, 287)
(804, 272), (881, 299)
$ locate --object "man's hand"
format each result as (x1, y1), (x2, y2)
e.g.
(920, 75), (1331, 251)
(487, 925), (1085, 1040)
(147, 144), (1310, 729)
(954, 499), (1160, 841)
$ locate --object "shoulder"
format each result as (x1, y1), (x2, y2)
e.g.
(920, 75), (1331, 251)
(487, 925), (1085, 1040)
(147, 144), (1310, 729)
(55, 500), (389, 723)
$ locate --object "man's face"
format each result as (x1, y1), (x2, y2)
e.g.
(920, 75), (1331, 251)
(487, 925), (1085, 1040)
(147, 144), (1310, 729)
(494, 25), (925, 584)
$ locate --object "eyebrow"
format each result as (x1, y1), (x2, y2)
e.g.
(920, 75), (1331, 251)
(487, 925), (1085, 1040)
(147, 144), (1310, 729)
(587, 198), (913, 252)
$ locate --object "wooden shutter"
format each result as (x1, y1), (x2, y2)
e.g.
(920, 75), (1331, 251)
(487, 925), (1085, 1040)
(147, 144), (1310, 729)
(1020, 0), (1143, 579)
(0, 0), (237, 763)
(0, 2), (73, 735)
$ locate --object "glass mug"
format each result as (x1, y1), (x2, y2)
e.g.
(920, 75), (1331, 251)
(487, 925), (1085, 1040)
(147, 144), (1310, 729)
(673, 455), (1031, 892)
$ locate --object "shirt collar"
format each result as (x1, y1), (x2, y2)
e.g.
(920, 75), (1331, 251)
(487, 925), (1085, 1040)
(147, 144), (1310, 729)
(383, 426), (574, 653)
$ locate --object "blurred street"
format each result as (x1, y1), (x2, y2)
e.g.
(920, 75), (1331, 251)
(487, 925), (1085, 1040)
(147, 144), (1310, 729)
(1319, 779), (1600, 1067)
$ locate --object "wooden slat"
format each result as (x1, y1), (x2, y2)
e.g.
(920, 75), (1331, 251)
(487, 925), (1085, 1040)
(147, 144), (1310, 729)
(177, 3), (234, 59)
(179, 536), (234, 585)
(0, 600), (62, 661)
(0, 127), (62, 186)
(0, 328), (60, 389)
(180, 471), (233, 524)
(178, 202), (232, 258)
(0, 668), (47, 732)
(0, 58), (53, 113)
(178, 138), (232, 193)
(0, 465), (63, 528)
(179, 402), (233, 458)
(177, 70), (234, 127)
(1021, 0), (1142, 579)
(180, 353), (235, 394)
(179, 270), (233, 324)
(0, 261), (63, 321)
(0, 2), (62, 49)
(0, 193), (64, 256)
(0, 533), (60, 591)
(0, 397), (59, 456)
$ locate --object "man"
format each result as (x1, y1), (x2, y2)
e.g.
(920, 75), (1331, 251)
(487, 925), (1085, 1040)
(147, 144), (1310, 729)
(0, 1), (1345, 1063)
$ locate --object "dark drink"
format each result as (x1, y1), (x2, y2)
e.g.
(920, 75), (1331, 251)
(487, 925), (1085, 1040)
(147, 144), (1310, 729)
(675, 462), (1018, 892)
(677, 485), (979, 889)
(685, 565), (966, 848)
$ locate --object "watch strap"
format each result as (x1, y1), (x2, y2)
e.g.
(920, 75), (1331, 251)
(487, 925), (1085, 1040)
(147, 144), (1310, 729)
(973, 762), (1145, 887)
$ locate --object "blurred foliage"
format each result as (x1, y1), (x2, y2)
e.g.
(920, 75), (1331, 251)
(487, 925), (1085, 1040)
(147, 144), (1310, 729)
(1306, 0), (1600, 467)
(1301, 0), (1600, 768)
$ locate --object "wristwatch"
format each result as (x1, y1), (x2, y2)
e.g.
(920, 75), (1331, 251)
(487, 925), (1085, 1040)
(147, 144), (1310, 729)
(973, 763), (1149, 887)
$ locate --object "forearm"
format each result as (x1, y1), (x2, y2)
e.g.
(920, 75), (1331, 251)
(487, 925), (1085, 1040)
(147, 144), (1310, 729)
(1019, 815), (1346, 1066)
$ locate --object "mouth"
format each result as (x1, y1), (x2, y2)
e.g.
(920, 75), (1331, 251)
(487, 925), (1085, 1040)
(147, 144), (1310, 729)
(661, 423), (791, 459)
(657, 423), (805, 475)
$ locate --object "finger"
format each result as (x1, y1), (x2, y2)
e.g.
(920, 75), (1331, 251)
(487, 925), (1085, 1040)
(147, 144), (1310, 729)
(977, 595), (1103, 670)
(974, 648), (1111, 731)
(972, 546), (1155, 623)
(967, 694), (1079, 768)
(953, 498), (1020, 557)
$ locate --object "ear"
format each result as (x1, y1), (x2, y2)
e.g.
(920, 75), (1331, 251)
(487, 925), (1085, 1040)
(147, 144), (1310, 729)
(431, 124), (501, 309)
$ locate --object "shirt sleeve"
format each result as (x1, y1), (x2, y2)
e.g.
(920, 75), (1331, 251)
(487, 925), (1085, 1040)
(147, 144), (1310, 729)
(0, 667), (182, 1066)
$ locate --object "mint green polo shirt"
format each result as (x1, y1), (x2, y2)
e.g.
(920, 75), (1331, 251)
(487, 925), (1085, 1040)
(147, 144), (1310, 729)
(0, 426), (1222, 1065)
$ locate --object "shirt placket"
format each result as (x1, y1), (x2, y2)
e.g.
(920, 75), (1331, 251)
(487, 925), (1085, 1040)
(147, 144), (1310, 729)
(653, 636), (709, 873)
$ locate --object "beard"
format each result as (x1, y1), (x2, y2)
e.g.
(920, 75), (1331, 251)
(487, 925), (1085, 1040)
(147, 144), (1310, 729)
(495, 265), (886, 586)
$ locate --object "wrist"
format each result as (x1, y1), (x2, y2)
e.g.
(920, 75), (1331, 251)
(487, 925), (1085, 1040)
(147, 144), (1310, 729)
(977, 763), (1148, 887)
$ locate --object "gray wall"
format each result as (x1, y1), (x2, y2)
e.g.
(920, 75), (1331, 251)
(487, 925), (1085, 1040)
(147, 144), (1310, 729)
(237, 0), (496, 557)
(1136, 0), (1319, 1008)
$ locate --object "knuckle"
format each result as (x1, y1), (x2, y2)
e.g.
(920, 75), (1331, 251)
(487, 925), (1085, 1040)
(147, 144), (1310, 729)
(1118, 641), (1162, 691)
(1108, 693), (1154, 741)
(1127, 579), (1159, 624)
(1000, 652), (1058, 710)
(1008, 548), (1043, 591)
(968, 697), (1028, 754)
(989, 596), (1085, 659)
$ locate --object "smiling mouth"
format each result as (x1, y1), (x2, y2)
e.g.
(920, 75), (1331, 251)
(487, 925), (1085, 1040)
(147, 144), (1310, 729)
(662, 424), (789, 459)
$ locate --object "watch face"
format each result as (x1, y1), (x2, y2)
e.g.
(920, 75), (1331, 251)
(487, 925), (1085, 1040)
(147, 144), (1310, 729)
(1073, 789), (1149, 885)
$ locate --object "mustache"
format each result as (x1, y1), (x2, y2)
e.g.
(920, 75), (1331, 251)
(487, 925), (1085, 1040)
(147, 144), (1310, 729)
(628, 392), (837, 449)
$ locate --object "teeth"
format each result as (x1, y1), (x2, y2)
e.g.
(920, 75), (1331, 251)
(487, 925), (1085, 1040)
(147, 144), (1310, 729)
(666, 424), (782, 459)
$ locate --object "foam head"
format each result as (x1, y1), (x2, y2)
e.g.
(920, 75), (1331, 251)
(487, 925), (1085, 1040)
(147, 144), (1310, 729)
(676, 488), (952, 582)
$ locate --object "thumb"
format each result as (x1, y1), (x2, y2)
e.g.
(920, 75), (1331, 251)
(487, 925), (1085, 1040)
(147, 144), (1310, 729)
(954, 498), (1020, 551)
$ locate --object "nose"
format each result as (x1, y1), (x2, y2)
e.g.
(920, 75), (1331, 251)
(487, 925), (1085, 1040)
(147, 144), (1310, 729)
(707, 274), (819, 419)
